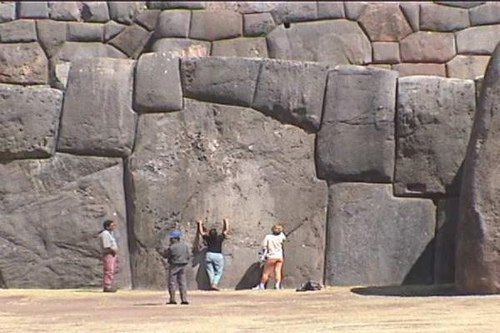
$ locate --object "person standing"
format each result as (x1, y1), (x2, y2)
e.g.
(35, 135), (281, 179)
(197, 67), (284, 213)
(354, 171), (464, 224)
(253, 224), (286, 290)
(197, 218), (229, 291)
(99, 219), (119, 293)
(161, 230), (191, 305)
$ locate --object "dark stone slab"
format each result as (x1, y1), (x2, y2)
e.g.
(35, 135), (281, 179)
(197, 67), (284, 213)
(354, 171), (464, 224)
(108, 23), (153, 58)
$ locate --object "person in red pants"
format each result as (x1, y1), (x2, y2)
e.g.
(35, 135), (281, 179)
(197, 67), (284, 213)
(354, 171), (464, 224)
(253, 224), (286, 290)
(99, 220), (118, 292)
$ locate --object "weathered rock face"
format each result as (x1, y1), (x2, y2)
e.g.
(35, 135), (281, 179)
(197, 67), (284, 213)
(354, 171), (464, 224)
(267, 20), (372, 65)
(325, 183), (436, 286)
(0, 43), (48, 85)
(456, 43), (500, 294)
(58, 58), (137, 157)
(151, 38), (211, 58)
(0, 154), (130, 288)
(395, 76), (476, 197)
(316, 66), (398, 182)
(127, 99), (327, 289)
(0, 84), (63, 160)
(435, 198), (459, 284)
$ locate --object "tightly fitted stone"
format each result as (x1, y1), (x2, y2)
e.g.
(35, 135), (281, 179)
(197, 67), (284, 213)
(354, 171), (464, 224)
(108, 23), (153, 58)
(181, 56), (261, 107)
(395, 76), (476, 197)
(456, 43), (500, 294)
(316, 65), (398, 182)
(190, 10), (242, 41)
(358, 3), (412, 41)
(211, 38), (268, 58)
(134, 53), (183, 112)
(0, 154), (131, 288)
(151, 38), (211, 58)
(0, 42), (48, 85)
(0, 84), (63, 160)
(325, 183), (435, 286)
(127, 99), (327, 289)
(252, 59), (328, 133)
(58, 58), (136, 157)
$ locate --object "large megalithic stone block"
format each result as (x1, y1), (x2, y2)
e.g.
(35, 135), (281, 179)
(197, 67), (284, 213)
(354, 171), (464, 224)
(134, 52), (183, 113)
(181, 57), (261, 107)
(126, 99), (327, 289)
(456, 43), (500, 294)
(58, 58), (137, 157)
(316, 65), (398, 183)
(0, 154), (131, 289)
(394, 76), (476, 197)
(251, 59), (328, 133)
(325, 183), (436, 286)
(0, 84), (63, 160)
(0, 43), (48, 85)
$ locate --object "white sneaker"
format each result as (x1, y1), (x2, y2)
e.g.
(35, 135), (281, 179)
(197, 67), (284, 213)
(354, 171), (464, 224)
(252, 284), (265, 290)
(274, 283), (282, 290)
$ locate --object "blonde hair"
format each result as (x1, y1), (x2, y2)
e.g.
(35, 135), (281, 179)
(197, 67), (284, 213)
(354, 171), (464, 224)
(272, 224), (284, 234)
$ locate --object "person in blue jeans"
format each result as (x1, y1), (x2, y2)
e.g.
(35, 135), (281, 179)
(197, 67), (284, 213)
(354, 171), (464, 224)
(197, 218), (229, 291)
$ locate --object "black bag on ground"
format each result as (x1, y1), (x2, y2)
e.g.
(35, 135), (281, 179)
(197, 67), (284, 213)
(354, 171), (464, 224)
(296, 280), (323, 292)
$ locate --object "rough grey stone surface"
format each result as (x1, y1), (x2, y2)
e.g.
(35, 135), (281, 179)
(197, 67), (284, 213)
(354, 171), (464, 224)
(48, 1), (81, 21)
(36, 20), (67, 58)
(134, 53), (182, 113)
(358, 3), (412, 42)
(18, 1), (49, 19)
(456, 25), (500, 55)
(0, 42), (48, 85)
(270, 2), (318, 24)
(0, 20), (37, 42)
(316, 66), (397, 182)
(456, 43), (500, 294)
(155, 10), (190, 38)
(181, 57), (261, 107)
(80, 1), (109, 22)
(103, 21), (126, 42)
(127, 99), (327, 289)
(147, 1), (206, 10)
(325, 183), (436, 286)
(67, 22), (104, 42)
(447, 55), (490, 80)
(108, 1), (146, 25)
(435, 1), (485, 9)
(372, 42), (400, 64)
(317, 1), (345, 19)
(52, 42), (126, 65)
(108, 23), (153, 58)
(0, 154), (131, 289)
(394, 76), (476, 197)
(469, 3), (500, 26)
(400, 2), (420, 32)
(252, 59), (328, 133)
(243, 12), (276, 37)
(134, 9), (159, 31)
(344, 2), (367, 20)
(420, 3), (470, 32)
(0, 2), (16, 23)
(267, 20), (372, 65)
(392, 63), (446, 77)
(58, 58), (137, 157)
(151, 38), (211, 58)
(0, 84), (63, 160)
(400, 31), (456, 63)
(236, 2), (279, 14)
(211, 37), (268, 58)
(190, 10), (242, 41)
(435, 198), (459, 284)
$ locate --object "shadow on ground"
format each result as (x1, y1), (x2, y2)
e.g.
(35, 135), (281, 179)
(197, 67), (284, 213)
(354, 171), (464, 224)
(350, 284), (465, 297)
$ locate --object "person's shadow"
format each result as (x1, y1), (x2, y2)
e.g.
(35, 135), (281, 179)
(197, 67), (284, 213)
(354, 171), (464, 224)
(235, 262), (263, 290)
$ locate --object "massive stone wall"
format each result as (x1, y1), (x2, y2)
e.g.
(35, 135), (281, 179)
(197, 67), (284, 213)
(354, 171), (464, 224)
(0, 1), (494, 290)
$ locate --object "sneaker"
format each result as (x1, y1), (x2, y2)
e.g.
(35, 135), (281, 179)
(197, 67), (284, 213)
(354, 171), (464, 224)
(166, 300), (177, 305)
(103, 287), (117, 293)
(181, 301), (189, 305)
(252, 284), (265, 290)
(211, 285), (220, 291)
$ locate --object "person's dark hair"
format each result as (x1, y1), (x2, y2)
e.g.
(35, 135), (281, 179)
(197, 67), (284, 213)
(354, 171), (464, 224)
(103, 220), (114, 230)
(208, 228), (217, 238)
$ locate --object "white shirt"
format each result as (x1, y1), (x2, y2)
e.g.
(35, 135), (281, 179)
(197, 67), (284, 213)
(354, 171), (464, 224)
(100, 230), (118, 253)
(262, 232), (286, 259)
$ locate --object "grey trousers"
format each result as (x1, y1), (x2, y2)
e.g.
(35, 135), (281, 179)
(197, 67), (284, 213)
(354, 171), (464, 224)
(168, 264), (188, 302)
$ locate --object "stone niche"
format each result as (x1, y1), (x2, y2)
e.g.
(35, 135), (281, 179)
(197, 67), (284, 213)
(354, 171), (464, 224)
(126, 99), (327, 289)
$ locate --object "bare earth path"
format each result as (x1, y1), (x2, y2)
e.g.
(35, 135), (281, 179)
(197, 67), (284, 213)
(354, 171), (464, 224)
(1, 286), (499, 333)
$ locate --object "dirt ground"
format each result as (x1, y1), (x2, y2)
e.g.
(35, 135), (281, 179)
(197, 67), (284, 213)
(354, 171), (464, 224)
(1, 285), (500, 333)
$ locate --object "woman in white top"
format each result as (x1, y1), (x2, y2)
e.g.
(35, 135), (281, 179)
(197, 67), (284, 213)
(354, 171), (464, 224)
(254, 224), (286, 290)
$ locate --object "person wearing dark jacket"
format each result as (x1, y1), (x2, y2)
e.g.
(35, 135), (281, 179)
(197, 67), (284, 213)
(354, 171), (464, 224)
(160, 230), (191, 305)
